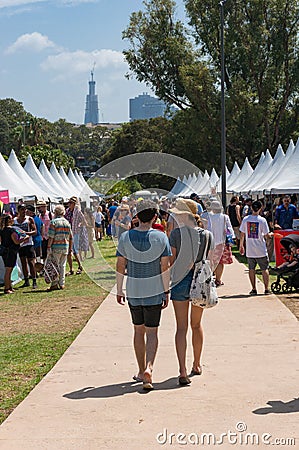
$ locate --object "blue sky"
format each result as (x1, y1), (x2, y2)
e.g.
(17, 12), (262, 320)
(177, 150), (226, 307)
(0, 0), (169, 124)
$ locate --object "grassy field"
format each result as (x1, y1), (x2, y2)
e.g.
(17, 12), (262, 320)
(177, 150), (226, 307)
(0, 237), (117, 424)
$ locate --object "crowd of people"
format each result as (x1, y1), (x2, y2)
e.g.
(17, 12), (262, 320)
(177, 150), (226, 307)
(1, 191), (299, 389)
(114, 193), (299, 390)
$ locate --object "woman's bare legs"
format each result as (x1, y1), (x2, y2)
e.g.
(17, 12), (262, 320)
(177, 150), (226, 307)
(172, 300), (189, 378)
(215, 263), (224, 285)
(4, 267), (13, 291)
(191, 305), (204, 373)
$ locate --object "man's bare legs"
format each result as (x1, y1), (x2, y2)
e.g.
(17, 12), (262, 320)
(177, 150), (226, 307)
(249, 268), (256, 290)
(191, 305), (204, 374)
(262, 269), (269, 291)
(133, 324), (146, 380)
(143, 326), (159, 385)
(172, 300), (189, 378)
(133, 324), (159, 386)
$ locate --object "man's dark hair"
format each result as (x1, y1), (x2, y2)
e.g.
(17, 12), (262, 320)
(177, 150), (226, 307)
(252, 200), (262, 212)
(136, 200), (158, 223)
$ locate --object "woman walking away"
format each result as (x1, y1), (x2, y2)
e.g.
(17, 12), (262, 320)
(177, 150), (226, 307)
(94, 206), (104, 241)
(84, 208), (95, 258)
(207, 201), (234, 287)
(0, 214), (28, 294)
(169, 199), (213, 385)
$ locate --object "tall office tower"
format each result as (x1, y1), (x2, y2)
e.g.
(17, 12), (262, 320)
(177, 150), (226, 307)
(84, 70), (99, 125)
(129, 93), (167, 121)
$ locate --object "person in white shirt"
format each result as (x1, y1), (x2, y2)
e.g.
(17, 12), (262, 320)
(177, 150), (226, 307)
(239, 200), (272, 295)
(207, 201), (235, 287)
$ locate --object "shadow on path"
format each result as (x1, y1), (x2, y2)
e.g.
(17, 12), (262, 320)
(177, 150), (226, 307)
(252, 397), (299, 415)
(220, 294), (253, 300)
(63, 377), (184, 399)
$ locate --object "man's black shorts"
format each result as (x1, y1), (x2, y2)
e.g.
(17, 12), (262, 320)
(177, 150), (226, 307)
(19, 245), (36, 259)
(128, 304), (162, 328)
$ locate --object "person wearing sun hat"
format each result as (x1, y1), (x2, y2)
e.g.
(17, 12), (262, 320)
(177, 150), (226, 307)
(168, 198), (214, 385)
(64, 196), (85, 275)
(207, 200), (235, 287)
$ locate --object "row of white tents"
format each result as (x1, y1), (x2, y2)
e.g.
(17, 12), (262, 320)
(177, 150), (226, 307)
(0, 150), (96, 203)
(169, 138), (299, 198)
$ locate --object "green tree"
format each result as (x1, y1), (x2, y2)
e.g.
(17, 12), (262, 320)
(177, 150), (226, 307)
(123, 0), (299, 168)
(0, 115), (10, 154)
(18, 145), (75, 169)
(101, 117), (171, 165)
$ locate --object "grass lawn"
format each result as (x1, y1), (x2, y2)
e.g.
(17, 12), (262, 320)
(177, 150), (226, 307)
(0, 237), (117, 424)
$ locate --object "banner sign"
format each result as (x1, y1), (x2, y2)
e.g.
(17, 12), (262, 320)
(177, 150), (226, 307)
(0, 190), (9, 204)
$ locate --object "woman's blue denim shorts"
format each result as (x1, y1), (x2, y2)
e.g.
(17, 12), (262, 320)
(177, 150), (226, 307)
(170, 269), (194, 301)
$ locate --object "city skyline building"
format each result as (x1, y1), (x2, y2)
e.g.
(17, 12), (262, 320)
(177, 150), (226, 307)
(84, 69), (99, 125)
(129, 93), (169, 121)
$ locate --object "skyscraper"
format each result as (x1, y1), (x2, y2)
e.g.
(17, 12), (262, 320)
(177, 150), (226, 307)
(84, 69), (99, 125)
(129, 93), (168, 121)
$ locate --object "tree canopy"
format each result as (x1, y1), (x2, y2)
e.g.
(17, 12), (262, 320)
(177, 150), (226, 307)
(123, 0), (299, 168)
(0, 98), (112, 171)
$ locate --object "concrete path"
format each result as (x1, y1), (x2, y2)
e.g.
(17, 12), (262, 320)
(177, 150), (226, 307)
(0, 258), (298, 449)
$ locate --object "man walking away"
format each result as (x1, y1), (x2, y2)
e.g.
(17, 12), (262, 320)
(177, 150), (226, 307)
(47, 205), (72, 291)
(116, 200), (171, 390)
(239, 200), (272, 295)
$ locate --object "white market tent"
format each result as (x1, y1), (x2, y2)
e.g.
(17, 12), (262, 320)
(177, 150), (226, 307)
(209, 168), (219, 187)
(227, 158), (254, 192)
(166, 138), (298, 199)
(68, 168), (84, 191)
(59, 167), (80, 195)
(7, 150), (50, 200)
(235, 150), (273, 193)
(24, 155), (62, 199)
(226, 162), (241, 189)
(216, 166), (231, 194)
(0, 153), (38, 200)
(39, 160), (68, 198)
(266, 138), (299, 194)
(75, 169), (98, 197)
(250, 144), (285, 195)
(50, 162), (76, 198)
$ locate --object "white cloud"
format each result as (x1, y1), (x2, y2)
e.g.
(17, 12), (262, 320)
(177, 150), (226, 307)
(41, 49), (126, 77)
(0, 0), (46, 8)
(5, 32), (58, 54)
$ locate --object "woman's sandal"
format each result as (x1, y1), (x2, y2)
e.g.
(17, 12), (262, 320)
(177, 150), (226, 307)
(66, 270), (74, 276)
(76, 267), (83, 275)
(4, 289), (14, 294)
(179, 376), (191, 386)
(190, 366), (202, 376)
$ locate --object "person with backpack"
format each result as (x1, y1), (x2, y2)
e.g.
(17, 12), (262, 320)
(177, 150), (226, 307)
(168, 198), (213, 385)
